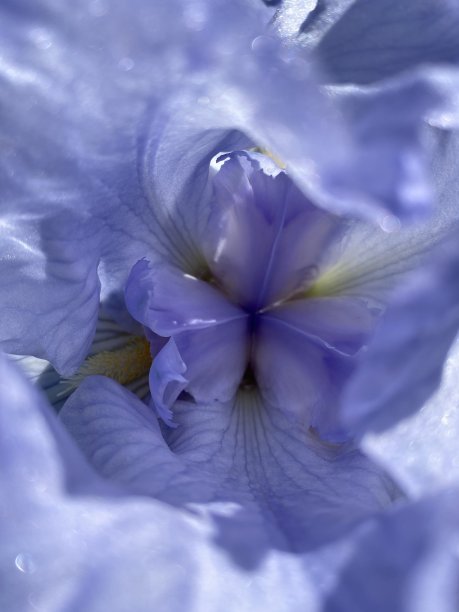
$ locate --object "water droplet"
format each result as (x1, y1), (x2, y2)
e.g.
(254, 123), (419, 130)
(15, 553), (36, 574)
(251, 35), (275, 55)
(380, 214), (401, 233)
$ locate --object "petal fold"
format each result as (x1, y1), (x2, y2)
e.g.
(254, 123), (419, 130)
(0, 211), (101, 375)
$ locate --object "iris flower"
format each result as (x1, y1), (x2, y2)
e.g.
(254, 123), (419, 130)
(2, 1), (459, 610)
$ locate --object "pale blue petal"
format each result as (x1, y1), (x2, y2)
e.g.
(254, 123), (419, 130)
(4, 351), (456, 611)
(0, 0), (260, 358)
(342, 238), (459, 437)
(254, 315), (354, 441)
(125, 258), (245, 334)
(148, 339), (188, 425)
(322, 76), (442, 220)
(315, 131), (459, 463)
(312, 128), (459, 304)
(203, 152), (342, 308)
(310, 0), (459, 85)
(164, 60), (451, 223)
(324, 487), (459, 612)
(273, 1), (459, 219)
(0, 211), (101, 375)
(173, 319), (249, 404)
(360, 339), (459, 498)
(3, 354), (324, 612)
(0, 352), (106, 502)
(60, 376), (398, 565)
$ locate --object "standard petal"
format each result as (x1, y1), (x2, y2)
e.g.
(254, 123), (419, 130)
(203, 153), (342, 309)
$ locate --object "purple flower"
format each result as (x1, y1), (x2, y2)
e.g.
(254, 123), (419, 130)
(2, 1), (459, 611)
(124, 151), (377, 440)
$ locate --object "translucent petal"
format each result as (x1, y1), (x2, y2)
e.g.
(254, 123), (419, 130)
(203, 153), (342, 309)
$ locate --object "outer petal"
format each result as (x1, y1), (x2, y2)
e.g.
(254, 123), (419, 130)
(322, 76), (442, 220)
(60, 376), (398, 563)
(0, 0), (260, 361)
(3, 353), (318, 612)
(358, 337), (459, 499)
(309, 128), (459, 305)
(4, 351), (457, 612)
(310, 0), (459, 85)
(160, 46), (449, 224)
(324, 487), (459, 612)
(0, 210), (101, 375)
(342, 238), (459, 437)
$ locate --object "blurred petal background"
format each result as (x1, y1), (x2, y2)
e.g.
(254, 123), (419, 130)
(1, 1), (459, 611)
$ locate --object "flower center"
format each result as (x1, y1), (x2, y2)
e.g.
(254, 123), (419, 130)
(124, 151), (377, 439)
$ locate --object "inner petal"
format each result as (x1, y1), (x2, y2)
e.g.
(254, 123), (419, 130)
(253, 315), (357, 441)
(265, 296), (377, 356)
(202, 153), (342, 310)
(173, 318), (250, 404)
(125, 258), (246, 335)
